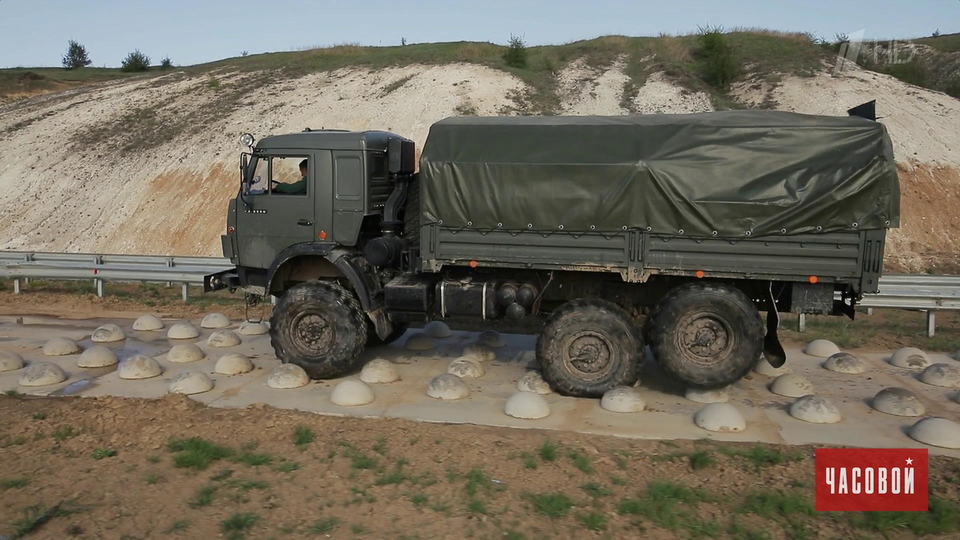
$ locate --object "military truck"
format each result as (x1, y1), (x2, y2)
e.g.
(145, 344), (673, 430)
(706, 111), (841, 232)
(206, 108), (899, 397)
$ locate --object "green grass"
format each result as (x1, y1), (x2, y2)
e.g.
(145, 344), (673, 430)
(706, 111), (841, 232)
(167, 437), (234, 470)
(463, 467), (490, 497)
(466, 498), (487, 514)
(348, 451), (378, 470)
(580, 482), (612, 498)
(308, 517), (340, 533)
(721, 445), (804, 470)
(91, 448), (117, 460)
(375, 460), (409, 486)
(846, 496), (959, 535)
(351, 523), (369, 534)
(611, 475), (628, 486)
(741, 490), (814, 518)
(410, 493), (428, 507)
(539, 440), (557, 462)
(292, 425), (315, 449)
(146, 455), (161, 464)
(10, 502), (78, 539)
(164, 520), (191, 534)
(373, 436), (388, 455)
(144, 474), (163, 485)
(220, 512), (259, 538)
(1, 477), (30, 490)
(274, 461), (300, 473)
(527, 493), (574, 518)
(618, 481), (711, 530)
(567, 449), (594, 474)
(689, 450), (716, 470)
(578, 511), (608, 531)
(31, 412), (47, 420)
(235, 451), (274, 467)
(521, 452), (538, 470)
(52, 426), (79, 441)
(913, 32), (960, 53)
(188, 485), (217, 508)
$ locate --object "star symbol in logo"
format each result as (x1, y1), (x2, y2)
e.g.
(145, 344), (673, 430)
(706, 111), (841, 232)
(906, 458), (913, 465)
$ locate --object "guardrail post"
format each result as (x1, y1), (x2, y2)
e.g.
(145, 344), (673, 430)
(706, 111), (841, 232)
(927, 310), (936, 338)
(866, 307), (873, 315)
(93, 256), (104, 297)
(23, 254), (32, 284)
(166, 258), (174, 287)
(13, 278), (21, 294)
(797, 313), (806, 332)
(181, 283), (190, 302)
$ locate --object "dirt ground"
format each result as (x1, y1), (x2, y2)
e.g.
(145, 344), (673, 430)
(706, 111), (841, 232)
(1, 394), (958, 540)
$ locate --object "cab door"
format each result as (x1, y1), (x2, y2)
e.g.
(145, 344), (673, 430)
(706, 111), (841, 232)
(235, 153), (316, 270)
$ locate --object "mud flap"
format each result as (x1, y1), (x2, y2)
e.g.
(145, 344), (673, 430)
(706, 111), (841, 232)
(763, 284), (787, 368)
(367, 307), (394, 341)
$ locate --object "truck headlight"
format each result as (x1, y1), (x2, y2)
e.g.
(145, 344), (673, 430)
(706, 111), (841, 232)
(240, 133), (255, 147)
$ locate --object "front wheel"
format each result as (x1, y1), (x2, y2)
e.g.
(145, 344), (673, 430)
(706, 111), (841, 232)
(536, 299), (643, 397)
(269, 281), (367, 379)
(648, 282), (763, 388)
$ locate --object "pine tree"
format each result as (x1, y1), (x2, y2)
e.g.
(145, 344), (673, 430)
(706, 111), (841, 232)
(62, 40), (92, 70)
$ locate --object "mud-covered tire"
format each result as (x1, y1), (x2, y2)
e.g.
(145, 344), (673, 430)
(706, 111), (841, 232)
(648, 282), (763, 388)
(366, 322), (409, 347)
(269, 281), (367, 379)
(536, 299), (643, 398)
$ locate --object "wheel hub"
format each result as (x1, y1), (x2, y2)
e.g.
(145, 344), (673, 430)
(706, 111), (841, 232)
(564, 332), (613, 377)
(291, 312), (335, 355)
(679, 314), (730, 361)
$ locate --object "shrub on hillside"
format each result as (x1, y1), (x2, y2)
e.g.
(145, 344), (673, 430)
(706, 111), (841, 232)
(503, 34), (528, 68)
(882, 59), (928, 87)
(696, 25), (739, 88)
(121, 50), (151, 72)
(160, 57), (173, 69)
(62, 40), (92, 70)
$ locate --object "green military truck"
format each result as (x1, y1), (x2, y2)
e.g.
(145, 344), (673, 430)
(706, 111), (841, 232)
(206, 108), (899, 397)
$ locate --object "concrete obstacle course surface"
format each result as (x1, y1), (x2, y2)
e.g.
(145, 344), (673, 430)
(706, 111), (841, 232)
(215, 353), (254, 375)
(423, 321), (452, 339)
(405, 333), (436, 352)
(693, 403), (746, 433)
(267, 364), (309, 389)
(504, 391), (551, 419)
(18, 362), (67, 387)
(478, 330), (505, 348)
(168, 371), (214, 395)
(200, 313), (231, 329)
(427, 373), (469, 400)
(118, 355), (162, 380)
(360, 359), (400, 384)
(43, 337), (80, 356)
(331, 380), (375, 406)
(769, 374), (814, 398)
(600, 386), (645, 413)
(754, 354), (791, 376)
(822, 352), (867, 374)
(133, 314), (164, 331)
(238, 321), (269, 336)
(167, 322), (200, 340)
(889, 347), (930, 369)
(919, 363), (960, 388)
(685, 386), (729, 404)
(448, 357), (485, 379)
(167, 344), (205, 363)
(463, 344), (496, 362)
(872, 387), (926, 417)
(789, 395), (842, 424)
(77, 345), (119, 368)
(517, 370), (552, 394)
(909, 417), (960, 449)
(804, 339), (840, 358)
(0, 351), (25, 372)
(91, 324), (125, 343)
(207, 329), (241, 348)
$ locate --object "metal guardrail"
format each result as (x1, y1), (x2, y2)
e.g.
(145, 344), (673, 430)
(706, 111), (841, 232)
(0, 251), (233, 301)
(1, 250), (959, 336)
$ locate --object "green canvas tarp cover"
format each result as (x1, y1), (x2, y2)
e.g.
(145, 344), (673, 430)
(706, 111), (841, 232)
(419, 111), (900, 237)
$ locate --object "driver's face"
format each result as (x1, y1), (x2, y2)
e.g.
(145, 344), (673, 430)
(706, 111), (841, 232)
(300, 166), (307, 177)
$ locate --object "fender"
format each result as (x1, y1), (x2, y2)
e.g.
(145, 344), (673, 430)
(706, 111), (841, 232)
(265, 242), (393, 339)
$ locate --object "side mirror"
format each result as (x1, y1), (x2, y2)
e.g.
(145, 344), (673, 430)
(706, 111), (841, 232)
(240, 153), (250, 195)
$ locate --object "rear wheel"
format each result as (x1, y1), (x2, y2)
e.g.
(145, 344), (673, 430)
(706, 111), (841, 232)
(269, 281), (367, 379)
(536, 299), (643, 397)
(648, 282), (763, 388)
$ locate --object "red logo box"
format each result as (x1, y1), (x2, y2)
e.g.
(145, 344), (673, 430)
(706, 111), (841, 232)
(816, 448), (928, 511)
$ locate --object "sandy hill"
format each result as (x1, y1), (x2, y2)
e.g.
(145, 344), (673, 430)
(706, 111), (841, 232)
(0, 33), (958, 272)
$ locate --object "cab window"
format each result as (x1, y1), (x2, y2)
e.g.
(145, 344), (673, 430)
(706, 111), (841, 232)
(248, 156), (309, 196)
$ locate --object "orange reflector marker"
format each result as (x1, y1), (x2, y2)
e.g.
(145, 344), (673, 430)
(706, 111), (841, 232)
(809, 275), (819, 284)
(469, 260), (478, 268)
(695, 270), (705, 279)
(318, 230), (327, 240)
(227, 226), (235, 233)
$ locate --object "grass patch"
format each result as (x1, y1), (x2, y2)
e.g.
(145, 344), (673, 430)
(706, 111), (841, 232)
(235, 451), (274, 467)
(308, 517), (340, 533)
(578, 511), (608, 531)
(721, 445), (803, 470)
(618, 481), (711, 530)
(375, 460), (409, 486)
(188, 485), (217, 508)
(164, 520), (191, 534)
(539, 440), (557, 462)
(144, 474), (163, 485)
(167, 437), (234, 470)
(1, 477), (30, 490)
(91, 448), (117, 460)
(52, 426), (79, 441)
(847, 496), (959, 535)
(220, 512), (259, 538)
(611, 475), (628, 486)
(567, 449), (594, 474)
(351, 523), (369, 534)
(348, 450), (378, 470)
(528, 492), (574, 518)
(520, 452), (538, 470)
(31, 412), (47, 420)
(466, 498), (487, 515)
(689, 450), (717, 470)
(11, 502), (78, 539)
(580, 482), (612, 498)
(274, 461), (300, 473)
(410, 493), (428, 507)
(292, 425), (314, 449)
(741, 490), (814, 518)
(463, 467), (491, 497)
(373, 436), (388, 455)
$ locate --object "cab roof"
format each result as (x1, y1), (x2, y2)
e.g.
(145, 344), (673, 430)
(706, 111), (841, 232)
(255, 130), (400, 152)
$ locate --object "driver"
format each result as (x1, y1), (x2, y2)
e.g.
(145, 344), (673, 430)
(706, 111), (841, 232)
(273, 159), (307, 194)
